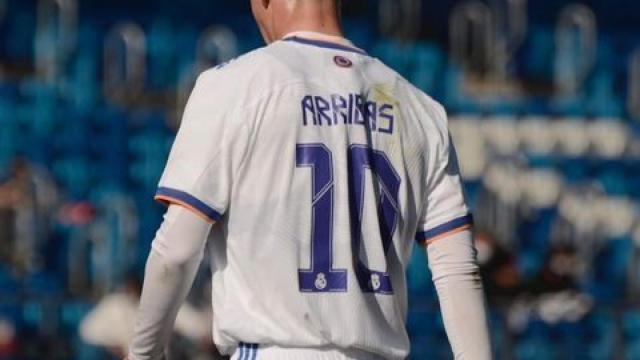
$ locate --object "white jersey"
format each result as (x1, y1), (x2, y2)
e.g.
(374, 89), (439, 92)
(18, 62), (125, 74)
(155, 32), (471, 359)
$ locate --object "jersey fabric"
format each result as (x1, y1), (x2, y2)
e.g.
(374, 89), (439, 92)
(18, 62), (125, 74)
(155, 32), (471, 359)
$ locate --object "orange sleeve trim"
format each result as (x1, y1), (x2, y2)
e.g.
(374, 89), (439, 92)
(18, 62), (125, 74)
(155, 195), (216, 224)
(419, 224), (472, 247)
(415, 214), (474, 244)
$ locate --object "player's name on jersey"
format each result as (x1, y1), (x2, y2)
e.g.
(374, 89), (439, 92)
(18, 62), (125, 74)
(301, 93), (394, 134)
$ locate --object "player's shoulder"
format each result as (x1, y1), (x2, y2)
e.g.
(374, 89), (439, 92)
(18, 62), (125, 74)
(370, 57), (447, 119)
(195, 45), (291, 94)
(381, 63), (449, 141)
(187, 46), (293, 116)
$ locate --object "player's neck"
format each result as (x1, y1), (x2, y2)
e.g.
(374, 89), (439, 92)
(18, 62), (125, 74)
(275, 6), (343, 41)
(279, 25), (343, 40)
(282, 30), (351, 45)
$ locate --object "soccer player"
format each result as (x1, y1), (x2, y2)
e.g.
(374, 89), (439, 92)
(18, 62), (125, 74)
(128, 0), (492, 359)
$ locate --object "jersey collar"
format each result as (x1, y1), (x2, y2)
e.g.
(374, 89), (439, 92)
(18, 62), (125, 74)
(282, 31), (368, 56)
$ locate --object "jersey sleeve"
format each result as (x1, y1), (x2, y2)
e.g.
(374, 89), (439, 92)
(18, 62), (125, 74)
(155, 68), (248, 222)
(415, 104), (473, 246)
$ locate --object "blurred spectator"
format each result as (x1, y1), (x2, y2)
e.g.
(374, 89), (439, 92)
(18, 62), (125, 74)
(0, 157), (58, 274)
(508, 245), (593, 332)
(88, 192), (139, 296)
(528, 245), (584, 295)
(80, 274), (215, 359)
(79, 275), (141, 358)
(630, 229), (640, 298)
(0, 318), (17, 359)
(475, 229), (523, 303)
(57, 201), (96, 295)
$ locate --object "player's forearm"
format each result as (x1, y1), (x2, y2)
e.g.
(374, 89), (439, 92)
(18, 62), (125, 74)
(128, 205), (212, 360)
(427, 230), (492, 360)
(128, 248), (202, 359)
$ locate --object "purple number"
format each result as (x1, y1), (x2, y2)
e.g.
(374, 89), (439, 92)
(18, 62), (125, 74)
(296, 144), (400, 295)
(296, 144), (348, 292)
(348, 145), (400, 294)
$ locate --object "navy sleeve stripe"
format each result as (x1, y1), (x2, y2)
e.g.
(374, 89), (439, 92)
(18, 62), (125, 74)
(155, 187), (223, 222)
(415, 214), (474, 242)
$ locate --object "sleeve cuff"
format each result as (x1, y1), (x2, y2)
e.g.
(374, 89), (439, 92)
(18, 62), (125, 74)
(155, 187), (223, 223)
(415, 214), (474, 246)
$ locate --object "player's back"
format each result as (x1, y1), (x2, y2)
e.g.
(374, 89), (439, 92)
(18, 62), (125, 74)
(160, 33), (470, 360)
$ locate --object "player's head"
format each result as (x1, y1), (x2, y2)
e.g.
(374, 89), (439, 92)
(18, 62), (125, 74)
(251, 0), (342, 44)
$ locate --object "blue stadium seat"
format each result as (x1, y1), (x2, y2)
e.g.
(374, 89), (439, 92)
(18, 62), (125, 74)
(597, 165), (630, 196)
(579, 311), (617, 360)
(586, 70), (624, 117)
(0, 94), (19, 173)
(622, 309), (640, 341)
(487, 310), (507, 360)
(127, 111), (171, 190)
(406, 245), (434, 298)
(372, 41), (411, 77)
(0, 268), (20, 302)
(407, 308), (452, 359)
(22, 271), (63, 299)
(59, 301), (92, 336)
(90, 105), (130, 186)
(623, 310), (640, 359)
(513, 336), (555, 360)
(55, 113), (92, 157)
(129, 129), (170, 189)
(67, 52), (100, 113)
(626, 340), (640, 360)
(519, 26), (554, 82)
(2, 4), (36, 61)
(52, 157), (92, 199)
(0, 303), (22, 328)
(551, 95), (588, 117)
(517, 207), (558, 256)
(147, 19), (179, 90)
(442, 64), (482, 114)
(410, 43), (444, 94)
(587, 237), (633, 301)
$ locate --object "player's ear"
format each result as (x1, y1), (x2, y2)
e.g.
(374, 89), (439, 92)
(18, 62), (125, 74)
(251, 0), (269, 13)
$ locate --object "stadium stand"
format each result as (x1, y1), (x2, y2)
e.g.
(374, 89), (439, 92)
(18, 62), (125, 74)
(0, 0), (639, 358)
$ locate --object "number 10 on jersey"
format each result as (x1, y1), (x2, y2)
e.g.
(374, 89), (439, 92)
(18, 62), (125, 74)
(296, 143), (401, 295)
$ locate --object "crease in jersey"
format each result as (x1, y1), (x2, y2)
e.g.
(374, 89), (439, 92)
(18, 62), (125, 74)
(155, 187), (223, 222)
(415, 214), (474, 245)
(283, 36), (368, 56)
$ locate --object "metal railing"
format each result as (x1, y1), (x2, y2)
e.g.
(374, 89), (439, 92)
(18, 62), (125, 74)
(489, 0), (528, 81)
(174, 26), (239, 128)
(0, 0), (5, 75)
(0, 0), (6, 27)
(450, 1), (494, 75)
(103, 22), (147, 104)
(554, 4), (597, 97)
(378, 0), (422, 41)
(628, 49), (640, 120)
(35, 0), (77, 83)
(196, 25), (238, 72)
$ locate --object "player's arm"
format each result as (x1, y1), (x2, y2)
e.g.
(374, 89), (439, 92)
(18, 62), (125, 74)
(128, 205), (212, 360)
(128, 67), (248, 359)
(424, 229), (491, 359)
(415, 103), (492, 360)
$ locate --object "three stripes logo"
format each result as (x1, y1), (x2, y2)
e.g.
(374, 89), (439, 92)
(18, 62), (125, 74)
(237, 342), (259, 360)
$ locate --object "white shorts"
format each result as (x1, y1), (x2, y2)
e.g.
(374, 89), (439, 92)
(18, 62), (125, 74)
(230, 343), (388, 360)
